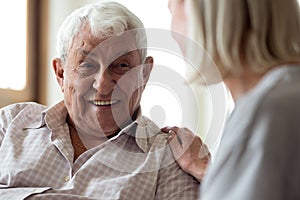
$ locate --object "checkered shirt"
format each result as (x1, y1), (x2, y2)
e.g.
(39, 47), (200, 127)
(0, 101), (199, 200)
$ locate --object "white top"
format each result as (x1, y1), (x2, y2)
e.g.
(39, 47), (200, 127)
(0, 101), (199, 200)
(201, 65), (300, 200)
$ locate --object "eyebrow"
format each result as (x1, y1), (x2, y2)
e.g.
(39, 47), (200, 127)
(80, 49), (99, 61)
(112, 51), (131, 59)
(80, 49), (137, 64)
(81, 49), (98, 57)
(82, 50), (90, 56)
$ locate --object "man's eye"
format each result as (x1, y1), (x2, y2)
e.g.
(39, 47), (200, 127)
(118, 63), (129, 68)
(78, 62), (99, 75)
(110, 62), (131, 75)
(80, 63), (97, 68)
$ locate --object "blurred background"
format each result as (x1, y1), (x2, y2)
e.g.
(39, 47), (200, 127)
(4, 0), (284, 154)
(0, 0), (172, 106)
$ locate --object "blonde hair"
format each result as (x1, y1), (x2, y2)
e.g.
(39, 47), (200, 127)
(186, 0), (300, 78)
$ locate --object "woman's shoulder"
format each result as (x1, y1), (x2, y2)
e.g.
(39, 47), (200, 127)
(259, 76), (300, 116)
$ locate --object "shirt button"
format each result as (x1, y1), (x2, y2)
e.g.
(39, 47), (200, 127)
(64, 176), (70, 182)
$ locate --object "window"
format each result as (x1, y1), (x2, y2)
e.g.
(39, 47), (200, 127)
(0, 0), (27, 90)
(0, 0), (38, 107)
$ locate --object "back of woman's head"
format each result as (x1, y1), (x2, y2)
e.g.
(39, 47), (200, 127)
(56, 1), (147, 63)
(187, 0), (300, 77)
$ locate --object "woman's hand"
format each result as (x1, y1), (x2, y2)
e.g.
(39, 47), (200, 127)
(161, 126), (211, 182)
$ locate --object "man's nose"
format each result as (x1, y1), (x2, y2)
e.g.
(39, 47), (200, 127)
(93, 69), (116, 96)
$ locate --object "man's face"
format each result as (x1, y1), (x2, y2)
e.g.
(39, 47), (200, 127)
(53, 25), (153, 137)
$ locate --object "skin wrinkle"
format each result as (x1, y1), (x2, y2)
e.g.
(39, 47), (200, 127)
(54, 24), (153, 149)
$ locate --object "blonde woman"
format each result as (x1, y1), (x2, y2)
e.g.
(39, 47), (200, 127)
(164, 0), (300, 199)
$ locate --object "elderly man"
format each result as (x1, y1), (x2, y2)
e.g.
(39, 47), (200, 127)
(0, 1), (199, 199)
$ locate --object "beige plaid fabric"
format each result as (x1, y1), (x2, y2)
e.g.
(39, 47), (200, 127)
(0, 101), (199, 200)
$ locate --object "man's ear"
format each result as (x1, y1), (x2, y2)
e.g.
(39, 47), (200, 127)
(52, 58), (65, 92)
(143, 56), (154, 84)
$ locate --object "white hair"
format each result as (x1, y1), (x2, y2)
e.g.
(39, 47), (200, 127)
(56, 1), (147, 63)
(186, 0), (300, 78)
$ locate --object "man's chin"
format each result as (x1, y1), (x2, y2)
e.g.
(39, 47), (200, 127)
(97, 122), (121, 135)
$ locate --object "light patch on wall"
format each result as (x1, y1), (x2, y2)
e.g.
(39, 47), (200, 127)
(0, 0), (27, 90)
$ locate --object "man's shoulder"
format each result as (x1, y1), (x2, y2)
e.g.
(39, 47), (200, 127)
(1, 102), (47, 113)
(139, 116), (168, 140)
(0, 102), (47, 123)
(135, 115), (169, 151)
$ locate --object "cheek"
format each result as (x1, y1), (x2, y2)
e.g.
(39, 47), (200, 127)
(121, 88), (142, 118)
(170, 3), (187, 35)
(129, 89), (142, 108)
(63, 80), (76, 108)
(66, 72), (93, 93)
(73, 78), (93, 95)
(116, 69), (143, 96)
(63, 75), (94, 106)
(170, 4), (188, 54)
(63, 75), (76, 96)
(116, 74), (144, 114)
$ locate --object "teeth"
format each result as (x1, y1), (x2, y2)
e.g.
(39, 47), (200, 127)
(93, 100), (118, 106)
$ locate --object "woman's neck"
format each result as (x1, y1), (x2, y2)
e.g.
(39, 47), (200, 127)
(223, 70), (264, 102)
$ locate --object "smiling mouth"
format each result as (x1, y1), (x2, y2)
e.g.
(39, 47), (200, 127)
(93, 100), (119, 106)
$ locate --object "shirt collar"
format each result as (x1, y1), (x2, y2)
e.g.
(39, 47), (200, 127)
(23, 101), (67, 129)
(106, 107), (161, 153)
(27, 101), (161, 153)
(42, 101), (68, 130)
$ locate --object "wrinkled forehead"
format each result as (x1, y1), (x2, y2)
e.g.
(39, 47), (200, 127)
(97, 33), (141, 59)
(71, 27), (145, 64)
